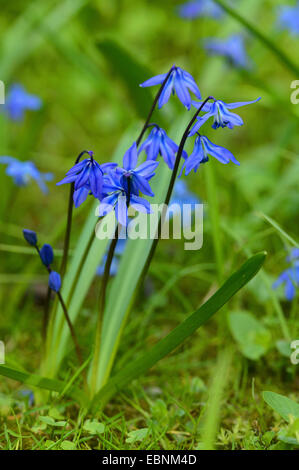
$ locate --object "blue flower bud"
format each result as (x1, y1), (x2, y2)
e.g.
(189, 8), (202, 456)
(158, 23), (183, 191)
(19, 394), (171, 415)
(49, 271), (61, 292)
(23, 229), (37, 246)
(40, 244), (54, 267)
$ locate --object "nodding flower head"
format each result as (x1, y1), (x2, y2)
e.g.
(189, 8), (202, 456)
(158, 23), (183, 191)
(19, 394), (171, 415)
(189, 97), (261, 134)
(49, 271), (61, 293)
(181, 134), (239, 175)
(39, 244), (54, 267)
(4, 84), (42, 121)
(178, 0), (223, 20)
(0, 156), (53, 193)
(23, 229), (38, 246)
(138, 125), (188, 170)
(204, 34), (250, 69)
(140, 66), (201, 110)
(56, 151), (117, 207)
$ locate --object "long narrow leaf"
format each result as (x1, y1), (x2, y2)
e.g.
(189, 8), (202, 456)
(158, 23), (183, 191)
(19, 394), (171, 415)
(91, 252), (266, 411)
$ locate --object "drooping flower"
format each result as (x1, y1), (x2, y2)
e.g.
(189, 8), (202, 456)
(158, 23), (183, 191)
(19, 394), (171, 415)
(178, 0), (223, 20)
(0, 156), (53, 193)
(181, 134), (239, 175)
(277, 1), (299, 36)
(56, 151), (117, 207)
(138, 125), (187, 169)
(204, 34), (250, 69)
(140, 66), (201, 110)
(23, 229), (38, 246)
(3, 84), (42, 121)
(190, 97), (261, 134)
(49, 271), (61, 293)
(273, 265), (299, 301)
(39, 244), (54, 267)
(115, 142), (159, 197)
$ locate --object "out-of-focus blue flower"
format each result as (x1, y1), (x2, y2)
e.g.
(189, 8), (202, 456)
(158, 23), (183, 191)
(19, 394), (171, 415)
(286, 248), (299, 262)
(190, 97), (261, 134)
(277, 1), (299, 36)
(167, 180), (201, 225)
(178, 0), (223, 20)
(204, 34), (250, 69)
(181, 134), (239, 175)
(3, 84), (42, 121)
(115, 142), (159, 197)
(57, 151), (117, 207)
(49, 271), (61, 293)
(96, 238), (127, 277)
(99, 171), (153, 227)
(140, 66), (201, 110)
(138, 125), (187, 170)
(23, 229), (37, 246)
(39, 244), (54, 267)
(0, 156), (53, 193)
(273, 264), (299, 301)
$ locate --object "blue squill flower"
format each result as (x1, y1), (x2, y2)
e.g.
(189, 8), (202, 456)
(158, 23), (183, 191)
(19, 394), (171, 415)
(39, 244), (54, 267)
(286, 248), (299, 263)
(140, 66), (201, 110)
(99, 171), (153, 226)
(3, 84), (42, 121)
(57, 151), (117, 207)
(23, 229), (37, 246)
(190, 97), (261, 134)
(115, 142), (159, 197)
(277, 1), (299, 36)
(138, 125), (187, 170)
(178, 0), (223, 20)
(204, 34), (250, 69)
(96, 237), (127, 277)
(273, 264), (299, 301)
(0, 156), (53, 193)
(49, 271), (61, 293)
(181, 134), (239, 175)
(167, 180), (201, 225)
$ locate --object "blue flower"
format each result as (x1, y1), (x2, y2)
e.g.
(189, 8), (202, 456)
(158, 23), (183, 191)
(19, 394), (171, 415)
(49, 271), (61, 293)
(204, 34), (250, 69)
(273, 265), (299, 301)
(3, 84), (42, 121)
(96, 238), (127, 277)
(115, 142), (159, 197)
(99, 170), (153, 227)
(138, 125), (188, 169)
(57, 151), (117, 207)
(140, 66), (201, 110)
(277, 1), (299, 36)
(23, 229), (37, 246)
(190, 97), (261, 134)
(167, 180), (201, 225)
(286, 248), (299, 263)
(181, 134), (239, 175)
(0, 156), (53, 193)
(39, 244), (54, 267)
(178, 0), (223, 20)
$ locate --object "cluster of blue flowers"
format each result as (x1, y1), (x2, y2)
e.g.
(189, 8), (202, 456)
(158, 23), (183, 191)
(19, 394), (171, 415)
(22, 229), (61, 293)
(273, 249), (299, 301)
(56, 65), (259, 226)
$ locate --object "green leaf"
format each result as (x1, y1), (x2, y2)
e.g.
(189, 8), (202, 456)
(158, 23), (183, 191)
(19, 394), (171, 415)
(97, 39), (153, 118)
(126, 428), (149, 444)
(0, 365), (85, 405)
(91, 252), (266, 411)
(263, 391), (299, 423)
(228, 311), (271, 360)
(60, 440), (76, 450)
(83, 419), (105, 435)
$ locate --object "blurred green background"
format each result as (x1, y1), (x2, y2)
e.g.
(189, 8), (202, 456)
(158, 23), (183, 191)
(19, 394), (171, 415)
(0, 0), (298, 450)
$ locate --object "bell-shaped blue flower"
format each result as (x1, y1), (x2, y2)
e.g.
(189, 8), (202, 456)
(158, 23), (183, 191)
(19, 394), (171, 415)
(39, 244), (54, 267)
(3, 84), (42, 121)
(0, 156), (53, 193)
(140, 66), (201, 110)
(23, 229), (37, 246)
(190, 97), (261, 134)
(116, 142), (159, 197)
(204, 34), (250, 69)
(49, 271), (61, 293)
(178, 0), (223, 20)
(277, 1), (299, 36)
(138, 125), (187, 170)
(273, 265), (299, 301)
(181, 134), (239, 175)
(57, 151), (117, 206)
